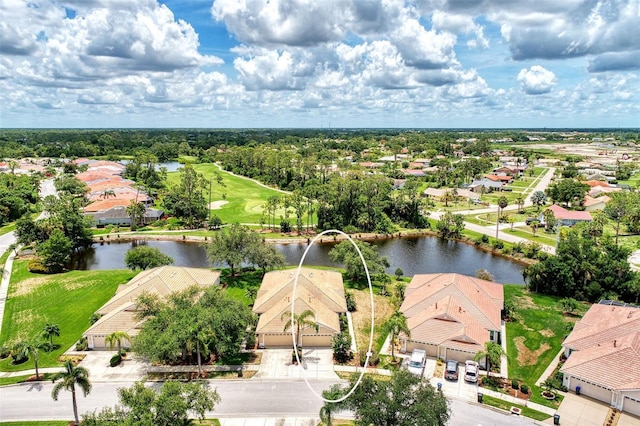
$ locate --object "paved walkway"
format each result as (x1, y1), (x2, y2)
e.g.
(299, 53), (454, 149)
(0, 248), (16, 337)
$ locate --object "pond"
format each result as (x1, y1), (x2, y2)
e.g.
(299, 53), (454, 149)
(71, 236), (525, 284)
(119, 160), (183, 173)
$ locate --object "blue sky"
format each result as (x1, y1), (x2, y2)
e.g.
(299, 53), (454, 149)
(0, 0), (638, 128)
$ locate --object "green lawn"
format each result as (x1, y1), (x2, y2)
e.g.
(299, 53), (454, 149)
(504, 285), (589, 390)
(0, 261), (136, 371)
(165, 163), (317, 226)
(481, 395), (551, 421)
(0, 422), (70, 426)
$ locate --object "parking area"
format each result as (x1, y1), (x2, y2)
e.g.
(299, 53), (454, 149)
(253, 348), (338, 380)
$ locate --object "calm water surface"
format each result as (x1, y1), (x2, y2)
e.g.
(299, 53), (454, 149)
(71, 237), (524, 284)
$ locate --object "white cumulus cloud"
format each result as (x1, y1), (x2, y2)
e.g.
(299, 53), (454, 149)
(517, 66), (557, 95)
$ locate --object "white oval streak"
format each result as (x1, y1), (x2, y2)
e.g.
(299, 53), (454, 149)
(291, 229), (375, 403)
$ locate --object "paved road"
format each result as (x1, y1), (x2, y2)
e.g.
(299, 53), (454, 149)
(0, 379), (539, 425)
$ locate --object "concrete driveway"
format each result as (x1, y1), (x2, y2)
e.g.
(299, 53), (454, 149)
(253, 348), (338, 380)
(547, 392), (640, 426)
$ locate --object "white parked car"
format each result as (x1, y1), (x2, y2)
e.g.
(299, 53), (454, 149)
(407, 349), (426, 377)
(464, 360), (479, 383)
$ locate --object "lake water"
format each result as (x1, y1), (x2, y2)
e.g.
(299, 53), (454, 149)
(71, 236), (524, 284)
(119, 160), (183, 173)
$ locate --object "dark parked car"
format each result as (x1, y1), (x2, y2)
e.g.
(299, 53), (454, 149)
(525, 217), (538, 225)
(445, 360), (459, 381)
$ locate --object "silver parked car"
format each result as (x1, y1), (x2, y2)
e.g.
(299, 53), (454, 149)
(464, 360), (479, 383)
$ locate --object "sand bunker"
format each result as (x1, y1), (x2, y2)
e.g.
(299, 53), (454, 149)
(209, 200), (229, 210)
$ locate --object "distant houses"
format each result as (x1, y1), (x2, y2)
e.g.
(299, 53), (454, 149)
(74, 159), (163, 226)
(540, 205), (592, 227)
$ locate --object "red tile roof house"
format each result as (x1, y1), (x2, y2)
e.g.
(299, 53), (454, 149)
(485, 174), (514, 184)
(540, 204), (592, 227)
(398, 274), (504, 366)
(561, 303), (640, 416)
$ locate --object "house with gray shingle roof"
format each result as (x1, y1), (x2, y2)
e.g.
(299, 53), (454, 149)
(561, 303), (640, 416)
(398, 273), (504, 364)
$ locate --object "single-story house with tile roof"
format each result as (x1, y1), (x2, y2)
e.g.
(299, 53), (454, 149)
(469, 179), (503, 193)
(404, 169), (426, 177)
(485, 174), (514, 184)
(398, 273), (504, 364)
(423, 188), (478, 201)
(88, 205), (164, 226)
(540, 204), (592, 226)
(584, 195), (610, 211)
(83, 266), (220, 350)
(252, 268), (347, 348)
(561, 303), (640, 416)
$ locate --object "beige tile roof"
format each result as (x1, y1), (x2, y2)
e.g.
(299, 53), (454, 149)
(562, 330), (640, 391)
(253, 268), (347, 314)
(253, 268), (346, 335)
(401, 273), (503, 331)
(85, 266), (220, 339)
(563, 304), (640, 351)
(402, 294), (488, 352)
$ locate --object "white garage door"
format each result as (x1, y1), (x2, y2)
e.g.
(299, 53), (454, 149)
(623, 396), (640, 416)
(572, 377), (612, 403)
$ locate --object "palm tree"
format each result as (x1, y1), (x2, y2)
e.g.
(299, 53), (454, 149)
(13, 338), (48, 380)
(515, 196), (525, 212)
(440, 190), (454, 208)
(126, 200), (146, 231)
(474, 341), (506, 377)
(51, 360), (92, 426)
(104, 331), (131, 352)
(496, 196), (508, 238)
(42, 323), (60, 347)
(281, 309), (319, 347)
(382, 311), (410, 361)
(319, 384), (344, 426)
(100, 189), (116, 199)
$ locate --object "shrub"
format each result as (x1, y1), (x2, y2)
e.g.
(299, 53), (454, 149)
(491, 240), (504, 250)
(27, 257), (49, 274)
(480, 234), (489, 244)
(0, 346), (10, 359)
(520, 384), (529, 394)
(245, 331), (256, 349)
(359, 350), (380, 367)
(110, 353), (122, 367)
(502, 246), (512, 255)
(345, 291), (357, 312)
(481, 375), (500, 389)
(512, 242), (525, 254)
(332, 332), (353, 364)
(511, 379), (519, 390)
(75, 337), (88, 351)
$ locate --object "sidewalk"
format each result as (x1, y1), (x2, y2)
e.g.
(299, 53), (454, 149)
(0, 248), (17, 337)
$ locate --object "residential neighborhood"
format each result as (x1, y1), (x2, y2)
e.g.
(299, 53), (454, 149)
(0, 128), (639, 426)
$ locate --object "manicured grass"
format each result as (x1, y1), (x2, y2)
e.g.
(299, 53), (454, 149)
(0, 422), (70, 426)
(0, 222), (16, 237)
(504, 285), (589, 390)
(0, 372), (55, 386)
(481, 395), (551, 421)
(0, 261), (136, 371)
(166, 163), (315, 226)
